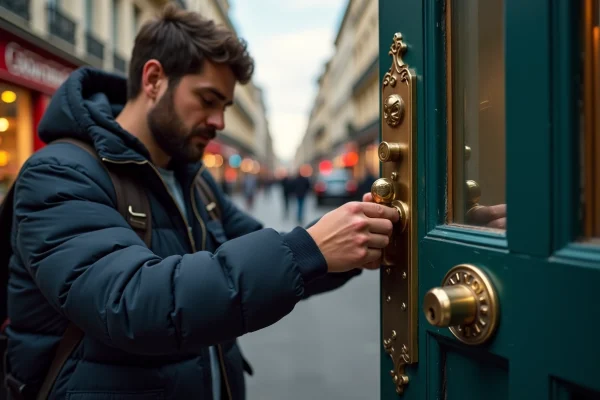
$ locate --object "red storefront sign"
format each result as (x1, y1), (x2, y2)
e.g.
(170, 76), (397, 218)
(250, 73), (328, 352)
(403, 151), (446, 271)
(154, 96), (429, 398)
(0, 30), (75, 95)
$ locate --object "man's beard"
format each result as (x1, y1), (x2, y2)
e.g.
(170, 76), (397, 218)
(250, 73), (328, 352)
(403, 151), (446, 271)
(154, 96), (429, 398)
(147, 87), (216, 164)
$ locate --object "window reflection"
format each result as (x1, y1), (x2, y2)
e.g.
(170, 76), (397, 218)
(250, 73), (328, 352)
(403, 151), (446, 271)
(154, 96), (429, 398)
(448, 0), (506, 230)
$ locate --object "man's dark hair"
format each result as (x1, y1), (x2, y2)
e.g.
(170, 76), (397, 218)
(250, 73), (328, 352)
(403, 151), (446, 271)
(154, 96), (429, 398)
(127, 2), (254, 99)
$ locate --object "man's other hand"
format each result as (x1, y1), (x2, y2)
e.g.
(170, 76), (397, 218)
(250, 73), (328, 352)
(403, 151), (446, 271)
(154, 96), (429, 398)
(307, 201), (399, 273)
(467, 204), (506, 229)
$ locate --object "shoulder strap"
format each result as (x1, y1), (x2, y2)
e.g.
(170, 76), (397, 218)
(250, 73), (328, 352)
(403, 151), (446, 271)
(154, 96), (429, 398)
(52, 138), (152, 247)
(34, 139), (152, 400)
(195, 173), (221, 222)
(35, 324), (82, 400)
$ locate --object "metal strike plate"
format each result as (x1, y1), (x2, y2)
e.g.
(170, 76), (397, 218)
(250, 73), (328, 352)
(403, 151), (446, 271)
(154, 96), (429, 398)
(380, 32), (418, 395)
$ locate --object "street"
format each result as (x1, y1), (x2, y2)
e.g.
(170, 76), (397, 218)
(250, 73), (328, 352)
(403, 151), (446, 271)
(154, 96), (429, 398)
(232, 188), (381, 400)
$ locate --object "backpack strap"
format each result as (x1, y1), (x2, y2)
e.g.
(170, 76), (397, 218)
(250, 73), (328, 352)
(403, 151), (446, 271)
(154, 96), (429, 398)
(53, 138), (152, 247)
(33, 139), (152, 400)
(195, 173), (221, 222)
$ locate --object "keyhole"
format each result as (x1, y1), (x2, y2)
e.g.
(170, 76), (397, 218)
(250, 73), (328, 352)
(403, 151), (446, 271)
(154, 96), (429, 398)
(428, 308), (436, 322)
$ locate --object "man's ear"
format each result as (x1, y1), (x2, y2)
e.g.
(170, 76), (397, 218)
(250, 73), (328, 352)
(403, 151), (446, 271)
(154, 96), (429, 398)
(141, 60), (166, 101)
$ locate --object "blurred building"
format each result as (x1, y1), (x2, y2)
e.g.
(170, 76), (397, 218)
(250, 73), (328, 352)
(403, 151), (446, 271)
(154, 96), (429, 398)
(0, 0), (273, 197)
(295, 0), (379, 181)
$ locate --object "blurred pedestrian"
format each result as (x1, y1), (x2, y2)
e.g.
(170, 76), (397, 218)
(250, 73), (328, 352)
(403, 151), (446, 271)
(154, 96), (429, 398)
(293, 170), (312, 224)
(280, 173), (293, 218)
(243, 173), (258, 210)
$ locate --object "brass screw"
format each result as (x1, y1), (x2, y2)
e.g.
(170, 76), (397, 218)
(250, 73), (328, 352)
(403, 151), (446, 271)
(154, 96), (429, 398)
(386, 268), (391, 275)
(401, 302), (407, 311)
(391, 330), (397, 340)
(391, 172), (398, 180)
(386, 295), (392, 303)
(402, 272), (407, 279)
(402, 344), (408, 353)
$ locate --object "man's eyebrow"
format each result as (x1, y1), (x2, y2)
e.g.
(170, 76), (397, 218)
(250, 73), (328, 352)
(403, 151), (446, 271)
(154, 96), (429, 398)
(197, 87), (233, 106)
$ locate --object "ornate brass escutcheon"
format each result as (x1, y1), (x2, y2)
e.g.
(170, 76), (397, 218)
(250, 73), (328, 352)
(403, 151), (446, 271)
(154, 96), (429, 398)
(372, 32), (417, 396)
(423, 264), (499, 345)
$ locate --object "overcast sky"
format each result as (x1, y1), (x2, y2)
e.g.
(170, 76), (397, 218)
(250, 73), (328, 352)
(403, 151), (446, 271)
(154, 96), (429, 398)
(230, 0), (347, 163)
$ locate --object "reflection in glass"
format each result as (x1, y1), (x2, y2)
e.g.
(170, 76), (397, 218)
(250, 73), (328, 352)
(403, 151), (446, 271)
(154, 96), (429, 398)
(448, 0), (506, 230)
(582, 0), (600, 238)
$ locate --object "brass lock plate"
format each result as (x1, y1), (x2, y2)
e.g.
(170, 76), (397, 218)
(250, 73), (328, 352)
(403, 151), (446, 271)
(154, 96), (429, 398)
(379, 32), (418, 395)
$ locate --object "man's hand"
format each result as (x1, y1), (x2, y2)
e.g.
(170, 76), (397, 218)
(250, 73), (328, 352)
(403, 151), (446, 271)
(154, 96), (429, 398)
(307, 201), (399, 273)
(466, 204), (506, 229)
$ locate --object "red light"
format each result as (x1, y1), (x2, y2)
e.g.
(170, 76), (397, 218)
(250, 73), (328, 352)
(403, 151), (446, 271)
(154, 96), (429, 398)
(315, 182), (327, 193)
(343, 151), (359, 167)
(319, 160), (333, 174)
(346, 180), (357, 192)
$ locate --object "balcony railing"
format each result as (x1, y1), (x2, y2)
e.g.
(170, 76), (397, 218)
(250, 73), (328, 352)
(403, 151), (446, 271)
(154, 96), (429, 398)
(86, 32), (104, 60)
(0, 0), (30, 21)
(47, 5), (76, 46)
(113, 52), (126, 75)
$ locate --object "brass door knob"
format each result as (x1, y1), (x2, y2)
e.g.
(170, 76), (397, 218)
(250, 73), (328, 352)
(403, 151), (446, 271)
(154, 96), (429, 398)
(378, 141), (407, 163)
(371, 179), (409, 233)
(465, 180), (484, 222)
(372, 178), (396, 203)
(422, 264), (499, 345)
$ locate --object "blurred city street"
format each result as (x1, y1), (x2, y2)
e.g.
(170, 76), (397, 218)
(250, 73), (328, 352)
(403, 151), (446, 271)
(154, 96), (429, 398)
(232, 187), (381, 400)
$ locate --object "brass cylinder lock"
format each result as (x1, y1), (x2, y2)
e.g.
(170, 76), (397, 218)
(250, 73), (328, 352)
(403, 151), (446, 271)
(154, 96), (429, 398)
(423, 264), (499, 345)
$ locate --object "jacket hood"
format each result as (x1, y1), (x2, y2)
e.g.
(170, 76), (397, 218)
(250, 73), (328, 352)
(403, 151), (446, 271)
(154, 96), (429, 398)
(38, 67), (151, 162)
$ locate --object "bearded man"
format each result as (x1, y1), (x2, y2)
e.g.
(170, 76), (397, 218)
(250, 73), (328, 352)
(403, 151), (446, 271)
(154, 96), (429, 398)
(3, 3), (399, 399)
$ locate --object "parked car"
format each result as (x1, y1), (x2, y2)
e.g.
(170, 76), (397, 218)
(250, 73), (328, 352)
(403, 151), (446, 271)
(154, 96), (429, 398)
(314, 168), (358, 206)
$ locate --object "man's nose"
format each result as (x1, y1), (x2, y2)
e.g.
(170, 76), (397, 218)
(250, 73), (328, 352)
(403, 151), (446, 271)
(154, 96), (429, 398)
(207, 112), (225, 131)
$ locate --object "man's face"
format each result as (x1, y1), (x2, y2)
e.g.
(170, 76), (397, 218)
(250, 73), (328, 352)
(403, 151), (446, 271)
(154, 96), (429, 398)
(147, 61), (236, 164)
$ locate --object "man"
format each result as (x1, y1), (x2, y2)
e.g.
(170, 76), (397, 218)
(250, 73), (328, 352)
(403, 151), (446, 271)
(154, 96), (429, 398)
(292, 170), (312, 225)
(5, 3), (398, 400)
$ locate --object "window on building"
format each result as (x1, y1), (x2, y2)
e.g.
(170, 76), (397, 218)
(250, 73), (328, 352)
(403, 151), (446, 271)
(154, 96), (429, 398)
(85, 0), (93, 30)
(112, 0), (120, 50)
(133, 5), (142, 35)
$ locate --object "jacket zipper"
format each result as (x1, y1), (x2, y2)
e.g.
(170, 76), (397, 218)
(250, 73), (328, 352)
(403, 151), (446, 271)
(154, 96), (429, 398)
(104, 159), (232, 399)
(191, 166), (233, 400)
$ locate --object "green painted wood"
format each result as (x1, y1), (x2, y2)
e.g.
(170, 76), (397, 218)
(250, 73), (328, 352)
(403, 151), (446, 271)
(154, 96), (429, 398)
(379, 0), (600, 399)
(552, 0), (583, 249)
(505, 0), (552, 256)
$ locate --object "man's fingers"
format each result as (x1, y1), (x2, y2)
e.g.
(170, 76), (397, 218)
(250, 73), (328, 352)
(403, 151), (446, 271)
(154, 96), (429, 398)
(366, 233), (390, 249)
(361, 202), (399, 223)
(368, 218), (394, 236)
(364, 248), (382, 264)
(486, 217), (506, 229)
(363, 192), (373, 202)
(363, 260), (381, 270)
(468, 204), (506, 226)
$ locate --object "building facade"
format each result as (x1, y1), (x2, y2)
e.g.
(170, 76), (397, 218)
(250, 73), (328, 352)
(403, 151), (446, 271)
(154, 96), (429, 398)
(0, 0), (273, 200)
(296, 0), (379, 181)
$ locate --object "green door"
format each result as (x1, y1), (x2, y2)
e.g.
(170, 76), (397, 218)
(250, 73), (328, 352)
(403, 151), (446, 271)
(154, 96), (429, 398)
(376, 1), (600, 399)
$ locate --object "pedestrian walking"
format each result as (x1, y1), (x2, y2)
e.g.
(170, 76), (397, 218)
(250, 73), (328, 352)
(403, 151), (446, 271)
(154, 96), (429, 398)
(293, 171), (312, 224)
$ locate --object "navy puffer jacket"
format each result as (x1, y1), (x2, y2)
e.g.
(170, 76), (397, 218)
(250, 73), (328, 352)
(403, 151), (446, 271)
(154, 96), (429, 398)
(6, 67), (360, 399)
